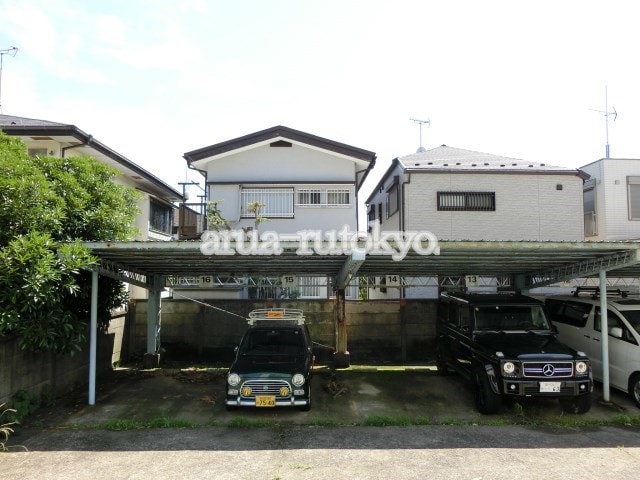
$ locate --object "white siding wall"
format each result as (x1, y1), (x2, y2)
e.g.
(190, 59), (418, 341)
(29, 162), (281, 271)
(404, 172), (584, 241)
(600, 160), (640, 240)
(205, 143), (357, 182)
(205, 143), (360, 234)
(365, 163), (404, 232)
(580, 161), (606, 240)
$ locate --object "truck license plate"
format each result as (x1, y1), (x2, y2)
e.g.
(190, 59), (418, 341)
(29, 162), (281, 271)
(255, 396), (276, 407)
(539, 382), (561, 393)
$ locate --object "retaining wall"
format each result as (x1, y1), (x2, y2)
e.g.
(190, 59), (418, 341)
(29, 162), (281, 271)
(0, 315), (125, 406)
(128, 299), (438, 364)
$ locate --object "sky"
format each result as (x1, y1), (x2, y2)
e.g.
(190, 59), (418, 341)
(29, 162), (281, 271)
(1, 0), (639, 202)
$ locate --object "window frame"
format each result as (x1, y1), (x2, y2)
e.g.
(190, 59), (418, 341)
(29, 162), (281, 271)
(149, 200), (173, 234)
(627, 177), (640, 220)
(437, 191), (496, 212)
(240, 187), (294, 218)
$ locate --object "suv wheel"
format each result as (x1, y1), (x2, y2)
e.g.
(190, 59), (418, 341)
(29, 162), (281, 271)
(473, 368), (502, 414)
(560, 394), (592, 414)
(629, 373), (640, 408)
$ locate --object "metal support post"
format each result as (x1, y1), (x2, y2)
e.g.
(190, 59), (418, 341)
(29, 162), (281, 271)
(599, 270), (610, 402)
(88, 269), (98, 405)
(144, 275), (164, 369)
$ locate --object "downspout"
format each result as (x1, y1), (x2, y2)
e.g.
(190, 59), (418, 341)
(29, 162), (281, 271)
(400, 173), (411, 301)
(61, 135), (93, 157)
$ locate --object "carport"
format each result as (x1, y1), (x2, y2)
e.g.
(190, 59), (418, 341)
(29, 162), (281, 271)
(84, 239), (640, 405)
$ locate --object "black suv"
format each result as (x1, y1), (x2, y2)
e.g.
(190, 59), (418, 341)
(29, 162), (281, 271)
(225, 309), (313, 411)
(436, 292), (592, 414)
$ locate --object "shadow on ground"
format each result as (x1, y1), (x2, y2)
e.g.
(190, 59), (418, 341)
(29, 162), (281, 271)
(16, 362), (639, 433)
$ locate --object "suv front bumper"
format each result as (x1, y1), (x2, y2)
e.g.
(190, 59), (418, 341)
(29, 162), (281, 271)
(501, 379), (592, 397)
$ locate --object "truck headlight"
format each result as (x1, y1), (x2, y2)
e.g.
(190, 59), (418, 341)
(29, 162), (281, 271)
(575, 361), (588, 375)
(503, 361), (516, 375)
(292, 373), (305, 387)
(228, 373), (241, 386)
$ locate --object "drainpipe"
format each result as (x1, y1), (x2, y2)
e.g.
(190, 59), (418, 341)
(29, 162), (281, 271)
(61, 135), (93, 157)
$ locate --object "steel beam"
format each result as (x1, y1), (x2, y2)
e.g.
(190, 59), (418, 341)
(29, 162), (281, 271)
(525, 249), (639, 289)
(334, 250), (366, 290)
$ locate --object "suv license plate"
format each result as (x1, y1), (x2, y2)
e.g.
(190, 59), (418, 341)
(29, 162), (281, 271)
(255, 396), (276, 407)
(539, 382), (561, 393)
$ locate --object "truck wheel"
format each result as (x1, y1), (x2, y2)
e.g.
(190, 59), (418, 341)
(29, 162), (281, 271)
(629, 373), (640, 408)
(474, 368), (502, 414)
(560, 394), (592, 414)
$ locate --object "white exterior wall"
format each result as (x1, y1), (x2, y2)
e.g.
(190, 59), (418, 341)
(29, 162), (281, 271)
(581, 159), (640, 241)
(404, 172), (584, 241)
(209, 183), (357, 234)
(365, 162), (404, 232)
(205, 143), (360, 234)
(205, 143), (357, 182)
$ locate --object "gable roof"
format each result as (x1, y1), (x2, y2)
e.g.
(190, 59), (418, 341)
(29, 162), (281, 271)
(184, 125), (376, 165)
(184, 125), (377, 191)
(399, 145), (580, 173)
(0, 114), (183, 202)
(366, 145), (588, 205)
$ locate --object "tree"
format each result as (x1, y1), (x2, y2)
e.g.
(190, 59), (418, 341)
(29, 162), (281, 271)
(0, 132), (141, 355)
(246, 200), (267, 234)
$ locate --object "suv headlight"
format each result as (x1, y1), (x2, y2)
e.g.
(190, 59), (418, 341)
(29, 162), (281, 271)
(575, 361), (588, 375)
(292, 373), (305, 387)
(228, 373), (241, 386)
(502, 361), (517, 376)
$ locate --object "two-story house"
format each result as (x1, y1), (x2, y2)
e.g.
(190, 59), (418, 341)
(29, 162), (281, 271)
(181, 125), (376, 299)
(580, 157), (640, 241)
(365, 145), (588, 298)
(0, 114), (184, 298)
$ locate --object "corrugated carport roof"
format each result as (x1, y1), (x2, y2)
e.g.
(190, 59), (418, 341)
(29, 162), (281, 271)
(85, 240), (640, 290)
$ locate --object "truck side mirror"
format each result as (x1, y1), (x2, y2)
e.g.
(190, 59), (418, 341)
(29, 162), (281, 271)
(609, 327), (623, 339)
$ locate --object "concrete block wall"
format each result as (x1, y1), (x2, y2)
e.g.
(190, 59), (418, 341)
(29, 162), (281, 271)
(0, 330), (116, 406)
(128, 299), (437, 364)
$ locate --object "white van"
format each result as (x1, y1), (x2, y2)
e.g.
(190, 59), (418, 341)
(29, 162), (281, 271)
(545, 290), (640, 408)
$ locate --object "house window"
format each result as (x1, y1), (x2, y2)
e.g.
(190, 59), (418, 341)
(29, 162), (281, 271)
(367, 205), (375, 223)
(437, 192), (495, 211)
(241, 188), (294, 218)
(386, 184), (399, 218)
(627, 177), (640, 220)
(296, 188), (351, 207)
(584, 179), (597, 236)
(297, 189), (322, 206)
(28, 147), (48, 157)
(150, 201), (173, 234)
(327, 189), (350, 206)
(298, 276), (327, 298)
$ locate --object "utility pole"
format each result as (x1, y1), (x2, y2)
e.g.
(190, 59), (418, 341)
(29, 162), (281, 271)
(0, 46), (18, 113)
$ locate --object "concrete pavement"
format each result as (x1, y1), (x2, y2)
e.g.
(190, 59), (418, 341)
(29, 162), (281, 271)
(3, 364), (640, 479)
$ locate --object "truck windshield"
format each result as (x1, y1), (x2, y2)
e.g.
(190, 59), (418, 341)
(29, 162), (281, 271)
(474, 305), (551, 331)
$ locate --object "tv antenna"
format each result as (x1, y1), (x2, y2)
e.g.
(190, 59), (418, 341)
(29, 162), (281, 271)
(0, 46), (18, 113)
(589, 86), (617, 158)
(410, 118), (430, 153)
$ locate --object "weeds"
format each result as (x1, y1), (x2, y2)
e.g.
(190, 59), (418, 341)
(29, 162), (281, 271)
(1, 403), (16, 451)
(77, 417), (196, 431)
